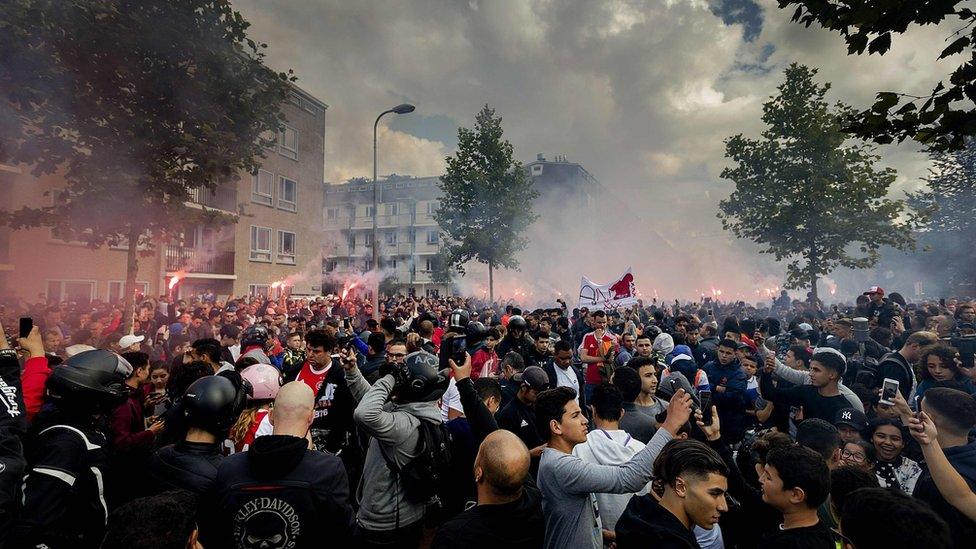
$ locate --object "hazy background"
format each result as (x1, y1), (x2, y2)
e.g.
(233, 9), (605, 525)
(234, 0), (956, 304)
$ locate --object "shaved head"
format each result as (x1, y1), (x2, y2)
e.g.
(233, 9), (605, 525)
(475, 430), (530, 496)
(271, 381), (314, 435)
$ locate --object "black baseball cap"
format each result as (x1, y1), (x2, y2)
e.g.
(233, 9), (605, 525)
(834, 408), (867, 432)
(515, 366), (549, 391)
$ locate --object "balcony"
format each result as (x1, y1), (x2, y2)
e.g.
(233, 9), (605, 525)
(325, 214), (352, 228)
(188, 184), (238, 213)
(165, 245), (235, 275)
(413, 211), (437, 225)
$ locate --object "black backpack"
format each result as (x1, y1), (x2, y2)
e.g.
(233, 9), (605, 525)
(381, 417), (453, 505)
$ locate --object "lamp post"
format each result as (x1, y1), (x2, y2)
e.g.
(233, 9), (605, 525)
(372, 103), (415, 320)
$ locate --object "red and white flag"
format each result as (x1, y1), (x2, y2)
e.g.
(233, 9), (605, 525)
(579, 268), (638, 310)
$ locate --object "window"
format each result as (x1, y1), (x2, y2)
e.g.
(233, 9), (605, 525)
(424, 259), (433, 272)
(365, 205), (375, 218)
(427, 201), (438, 215)
(278, 177), (298, 212)
(107, 281), (149, 304)
(252, 170), (274, 206)
(248, 284), (271, 298)
(385, 231), (397, 245)
(384, 203), (398, 216)
(364, 259), (373, 271)
(278, 126), (298, 160)
(348, 233), (356, 250)
(326, 207), (339, 222)
(277, 230), (296, 264)
(47, 280), (96, 302)
(391, 258), (398, 269)
(249, 226), (272, 262)
(325, 260), (336, 272)
(426, 230), (439, 245)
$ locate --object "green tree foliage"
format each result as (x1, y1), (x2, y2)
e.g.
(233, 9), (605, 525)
(908, 139), (976, 291)
(435, 105), (538, 301)
(778, 1), (974, 151)
(0, 0), (292, 327)
(719, 64), (918, 298)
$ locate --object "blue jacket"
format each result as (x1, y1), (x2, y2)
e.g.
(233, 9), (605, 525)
(914, 440), (976, 547)
(701, 359), (749, 441)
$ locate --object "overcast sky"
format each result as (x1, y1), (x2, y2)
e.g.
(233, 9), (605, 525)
(233, 0), (958, 298)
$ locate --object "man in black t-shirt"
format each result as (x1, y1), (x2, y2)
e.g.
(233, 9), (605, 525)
(432, 430), (544, 549)
(760, 349), (851, 424)
(495, 366), (549, 463)
(758, 445), (834, 548)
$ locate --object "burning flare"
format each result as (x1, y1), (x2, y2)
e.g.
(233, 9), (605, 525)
(168, 272), (185, 290)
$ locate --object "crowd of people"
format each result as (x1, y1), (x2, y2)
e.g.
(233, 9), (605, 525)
(0, 284), (975, 548)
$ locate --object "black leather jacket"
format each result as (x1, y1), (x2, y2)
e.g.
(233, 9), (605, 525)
(149, 440), (224, 495)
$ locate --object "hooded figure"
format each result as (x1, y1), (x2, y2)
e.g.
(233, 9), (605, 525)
(573, 430), (652, 531)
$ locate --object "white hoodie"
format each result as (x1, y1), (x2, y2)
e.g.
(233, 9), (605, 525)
(572, 428), (653, 531)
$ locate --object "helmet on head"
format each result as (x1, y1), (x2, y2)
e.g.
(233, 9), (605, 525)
(507, 315), (527, 332)
(465, 321), (489, 345)
(398, 351), (449, 403)
(241, 324), (270, 349)
(46, 349), (133, 412)
(240, 363), (282, 401)
(448, 309), (470, 332)
(182, 372), (251, 436)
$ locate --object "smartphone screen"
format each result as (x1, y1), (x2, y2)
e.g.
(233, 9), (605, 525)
(699, 390), (713, 425)
(880, 378), (899, 405)
(19, 317), (32, 339)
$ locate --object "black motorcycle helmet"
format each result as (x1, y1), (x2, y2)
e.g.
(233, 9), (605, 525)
(398, 351), (448, 403)
(448, 308), (470, 332)
(181, 371), (251, 436)
(241, 324), (270, 349)
(465, 321), (489, 345)
(46, 349), (133, 412)
(507, 315), (527, 333)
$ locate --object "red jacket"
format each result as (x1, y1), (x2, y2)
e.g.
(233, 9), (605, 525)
(109, 388), (156, 454)
(22, 356), (50, 423)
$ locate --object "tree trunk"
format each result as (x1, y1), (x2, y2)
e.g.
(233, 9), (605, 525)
(488, 259), (494, 303)
(808, 242), (819, 301)
(122, 224), (141, 336)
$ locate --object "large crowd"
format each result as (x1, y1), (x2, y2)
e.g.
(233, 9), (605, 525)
(1, 285), (975, 548)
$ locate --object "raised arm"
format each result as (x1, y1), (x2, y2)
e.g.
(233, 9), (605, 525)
(909, 411), (976, 522)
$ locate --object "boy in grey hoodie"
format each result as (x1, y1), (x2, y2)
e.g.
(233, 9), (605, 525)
(572, 384), (652, 533)
(536, 385), (693, 549)
(342, 348), (448, 548)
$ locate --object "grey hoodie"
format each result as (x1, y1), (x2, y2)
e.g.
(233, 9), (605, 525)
(348, 369), (442, 531)
(572, 429), (652, 531)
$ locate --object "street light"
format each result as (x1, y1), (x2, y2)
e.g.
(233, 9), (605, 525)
(372, 103), (415, 319)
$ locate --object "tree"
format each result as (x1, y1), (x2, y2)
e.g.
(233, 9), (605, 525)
(778, 1), (975, 152)
(0, 0), (292, 329)
(718, 64), (918, 299)
(435, 105), (538, 301)
(908, 139), (976, 291)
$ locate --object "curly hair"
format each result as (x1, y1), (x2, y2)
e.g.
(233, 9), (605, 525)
(919, 343), (961, 382)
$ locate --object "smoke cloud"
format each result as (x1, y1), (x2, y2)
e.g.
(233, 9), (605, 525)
(232, 0), (959, 302)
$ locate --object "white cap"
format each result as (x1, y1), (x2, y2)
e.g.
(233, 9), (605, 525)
(118, 334), (145, 349)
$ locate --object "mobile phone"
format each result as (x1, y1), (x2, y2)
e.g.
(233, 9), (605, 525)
(707, 309), (714, 317)
(698, 390), (713, 425)
(19, 317), (32, 339)
(880, 378), (899, 406)
(451, 336), (467, 363)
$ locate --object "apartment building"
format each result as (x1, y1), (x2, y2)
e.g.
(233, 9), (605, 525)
(322, 176), (449, 297)
(0, 84), (327, 304)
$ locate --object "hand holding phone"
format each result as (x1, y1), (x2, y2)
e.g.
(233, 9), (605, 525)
(879, 378), (899, 406)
